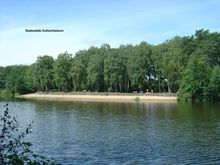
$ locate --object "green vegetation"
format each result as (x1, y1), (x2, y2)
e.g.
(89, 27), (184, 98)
(0, 29), (220, 102)
(134, 97), (140, 102)
(0, 104), (57, 164)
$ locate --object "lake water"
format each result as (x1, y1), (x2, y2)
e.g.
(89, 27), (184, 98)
(0, 99), (220, 164)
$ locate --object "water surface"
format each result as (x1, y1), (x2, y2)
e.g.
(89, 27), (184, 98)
(0, 99), (220, 164)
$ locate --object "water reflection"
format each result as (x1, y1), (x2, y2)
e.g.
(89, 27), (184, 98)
(0, 99), (220, 164)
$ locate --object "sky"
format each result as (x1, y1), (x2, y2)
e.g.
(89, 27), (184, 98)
(0, 0), (220, 66)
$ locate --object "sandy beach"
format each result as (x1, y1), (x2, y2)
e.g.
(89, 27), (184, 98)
(18, 93), (177, 102)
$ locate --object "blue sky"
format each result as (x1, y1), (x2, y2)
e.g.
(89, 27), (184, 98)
(0, 0), (220, 66)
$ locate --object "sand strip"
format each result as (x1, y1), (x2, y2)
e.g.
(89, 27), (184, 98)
(18, 93), (177, 102)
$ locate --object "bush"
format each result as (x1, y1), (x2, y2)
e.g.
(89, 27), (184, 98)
(134, 96), (140, 102)
(107, 87), (113, 92)
(0, 89), (14, 98)
(0, 104), (57, 165)
(177, 57), (210, 102)
(177, 89), (192, 102)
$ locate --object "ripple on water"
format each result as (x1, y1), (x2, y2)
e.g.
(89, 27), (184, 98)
(0, 101), (220, 164)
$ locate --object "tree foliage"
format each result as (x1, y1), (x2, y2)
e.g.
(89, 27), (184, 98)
(177, 57), (211, 102)
(204, 66), (220, 101)
(54, 52), (72, 91)
(70, 50), (88, 91)
(87, 47), (105, 92)
(33, 56), (54, 92)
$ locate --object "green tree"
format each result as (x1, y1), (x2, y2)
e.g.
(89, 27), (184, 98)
(3, 65), (34, 95)
(152, 44), (168, 92)
(87, 45), (108, 92)
(162, 37), (185, 93)
(117, 45), (133, 92)
(54, 52), (72, 91)
(127, 42), (153, 92)
(194, 29), (220, 66)
(23, 65), (36, 93)
(33, 55), (54, 92)
(177, 57), (210, 102)
(70, 50), (89, 91)
(0, 67), (6, 90)
(104, 48), (126, 92)
(204, 66), (220, 101)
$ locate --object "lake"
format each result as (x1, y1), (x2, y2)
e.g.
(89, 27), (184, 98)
(0, 99), (220, 164)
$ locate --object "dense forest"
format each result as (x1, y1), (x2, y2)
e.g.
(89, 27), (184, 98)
(0, 29), (220, 102)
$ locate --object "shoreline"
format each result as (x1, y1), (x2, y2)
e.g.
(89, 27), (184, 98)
(18, 93), (177, 102)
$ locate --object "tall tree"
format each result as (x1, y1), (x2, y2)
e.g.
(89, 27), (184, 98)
(127, 42), (153, 92)
(152, 44), (167, 92)
(3, 65), (33, 94)
(70, 50), (89, 91)
(0, 67), (6, 89)
(177, 57), (211, 102)
(54, 52), (72, 91)
(87, 45), (110, 92)
(194, 29), (220, 66)
(104, 48), (127, 92)
(162, 37), (184, 93)
(33, 55), (54, 92)
(204, 66), (220, 101)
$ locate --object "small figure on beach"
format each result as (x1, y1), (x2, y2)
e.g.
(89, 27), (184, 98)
(146, 89), (150, 95)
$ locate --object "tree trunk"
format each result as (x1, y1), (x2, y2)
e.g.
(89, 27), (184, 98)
(127, 80), (130, 92)
(167, 81), (171, 93)
(119, 84), (122, 93)
(159, 75), (161, 93)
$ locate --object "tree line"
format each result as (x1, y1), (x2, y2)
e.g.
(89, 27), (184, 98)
(0, 29), (219, 102)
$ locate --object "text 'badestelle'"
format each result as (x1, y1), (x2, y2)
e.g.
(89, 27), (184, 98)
(25, 29), (64, 32)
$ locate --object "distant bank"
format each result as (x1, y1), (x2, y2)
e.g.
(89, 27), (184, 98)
(18, 93), (177, 102)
